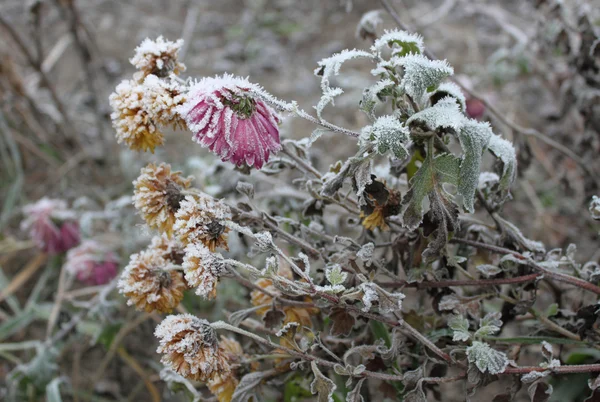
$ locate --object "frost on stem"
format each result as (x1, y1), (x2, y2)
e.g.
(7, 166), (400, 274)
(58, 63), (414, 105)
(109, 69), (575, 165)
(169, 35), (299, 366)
(176, 74), (282, 169)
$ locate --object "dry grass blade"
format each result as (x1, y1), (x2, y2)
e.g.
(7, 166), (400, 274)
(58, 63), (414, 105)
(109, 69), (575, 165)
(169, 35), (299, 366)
(0, 253), (47, 304)
(117, 346), (161, 402)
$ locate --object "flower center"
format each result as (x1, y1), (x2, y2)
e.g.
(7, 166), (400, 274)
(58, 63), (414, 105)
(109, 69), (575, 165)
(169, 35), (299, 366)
(206, 220), (226, 239)
(165, 181), (185, 211)
(222, 92), (256, 119)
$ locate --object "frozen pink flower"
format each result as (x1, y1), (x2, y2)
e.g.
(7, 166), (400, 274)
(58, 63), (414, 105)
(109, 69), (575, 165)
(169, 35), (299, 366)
(64, 240), (119, 286)
(177, 74), (282, 169)
(21, 198), (80, 254)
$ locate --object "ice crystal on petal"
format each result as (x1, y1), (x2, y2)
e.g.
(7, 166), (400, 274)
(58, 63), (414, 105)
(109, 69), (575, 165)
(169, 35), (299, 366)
(109, 79), (164, 153)
(182, 242), (225, 299)
(177, 74), (282, 169)
(173, 195), (231, 251)
(361, 115), (409, 160)
(396, 54), (453, 100)
(466, 341), (509, 375)
(155, 314), (232, 382)
(371, 29), (424, 57)
(130, 36), (185, 80)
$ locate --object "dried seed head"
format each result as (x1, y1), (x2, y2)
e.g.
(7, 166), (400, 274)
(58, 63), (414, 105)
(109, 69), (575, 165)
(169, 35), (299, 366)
(182, 242), (225, 299)
(174, 195), (231, 251)
(133, 163), (193, 237)
(148, 233), (185, 265)
(154, 314), (231, 382)
(141, 75), (187, 131)
(130, 36), (185, 81)
(109, 79), (164, 153)
(118, 250), (186, 313)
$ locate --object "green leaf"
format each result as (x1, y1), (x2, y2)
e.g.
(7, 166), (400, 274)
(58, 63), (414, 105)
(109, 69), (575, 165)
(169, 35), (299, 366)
(396, 55), (454, 101)
(487, 134), (517, 198)
(457, 120), (493, 212)
(466, 341), (509, 375)
(448, 314), (470, 342)
(46, 377), (65, 402)
(407, 96), (465, 132)
(566, 348), (600, 365)
(369, 320), (392, 348)
(372, 29), (424, 56)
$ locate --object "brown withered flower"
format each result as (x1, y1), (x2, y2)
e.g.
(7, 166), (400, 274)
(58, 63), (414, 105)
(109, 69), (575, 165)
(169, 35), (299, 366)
(133, 163), (193, 237)
(147, 233), (185, 265)
(181, 242), (226, 299)
(360, 178), (401, 231)
(154, 314), (232, 382)
(173, 195), (231, 251)
(118, 250), (186, 313)
(130, 36), (186, 81)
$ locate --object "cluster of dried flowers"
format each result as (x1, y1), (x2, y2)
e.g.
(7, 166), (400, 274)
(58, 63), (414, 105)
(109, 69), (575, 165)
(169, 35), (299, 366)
(109, 26), (600, 402)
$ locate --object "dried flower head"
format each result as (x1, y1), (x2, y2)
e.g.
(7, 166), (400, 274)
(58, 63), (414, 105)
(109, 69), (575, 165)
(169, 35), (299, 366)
(130, 36), (185, 81)
(142, 75), (187, 130)
(109, 79), (164, 153)
(177, 74), (282, 169)
(208, 372), (239, 402)
(360, 180), (401, 231)
(148, 233), (185, 264)
(64, 240), (119, 286)
(174, 195), (231, 251)
(155, 314), (231, 382)
(182, 243), (226, 299)
(118, 250), (186, 313)
(21, 198), (80, 254)
(133, 163), (193, 237)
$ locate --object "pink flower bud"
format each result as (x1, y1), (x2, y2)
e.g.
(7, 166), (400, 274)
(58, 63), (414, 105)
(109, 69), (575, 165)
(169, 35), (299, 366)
(64, 240), (119, 286)
(21, 198), (80, 255)
(466, 98), (485, 120)
(177, 75), (282, 169)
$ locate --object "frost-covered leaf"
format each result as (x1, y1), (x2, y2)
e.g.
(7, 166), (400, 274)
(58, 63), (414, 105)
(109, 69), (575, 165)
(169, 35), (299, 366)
(236, 181), (254, 199)
(497, 216), (545, 253)
(360, 79), (395, 119)
(361, 115), (410, 159)
(232, 371), (275, 402)
(431, 82), (466, 111)
(448, 314), (471, 342)
(358, 282), (404, 314)
(326, 264), (347, 286)
(404, 386), (427, 402)
(487, 134), (517, 197)
(316, 87), (344, 119)
(357, 242), (375, 264)
(407, 96), (465, 132)
(475, 312), (502, 337)
(316, 49), (374, 89)
(310, 361), (336, 402)
(401, 153), (459, 230)
(346, 378), (366, 402)
(457, 120), (493, 212)
(466, 341), (509, 375)
(396, 54), (454, 100)
(371, 29), (424, 57)
(263, 307), (285, 329)
(527, 381), (553, 402)
(590, 196), (600, 220)
(356, 10), (382, 41)
(477, 264), (503, 277)
(521, 370), (550, 384)
(354, 159), (373, 205)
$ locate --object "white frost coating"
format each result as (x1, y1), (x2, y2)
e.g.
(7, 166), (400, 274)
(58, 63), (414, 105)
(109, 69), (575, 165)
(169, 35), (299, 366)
(130, 36), (184, 73)
(360, 79), (395, 118)
(154, 313), (211, 344)
(356, 10), (383, 38)
(173, 195), (231, 245)
(315, 49), (374, 91)
(276, 322), (300, 337)
(448, 314), (470, 342)
(589, 196), (600, 220)
(457, 119), (493, 212)
(182, 242), (224, 299)
(478, 172), (500, 189)
(325, 264), (347, 286)
(395, 54), (454, 100)
(253, 231), (274, 252)
(407, 96), (465, 132)
(357, 242), (375, 263)
(371, 29), (424, 56)
(432, 82), (466, 111)
(466, 341), (509, 375)
(476, 264), (503, 277)
(359, 282), (379, 312)
(361, 115), (409, 159)
(487, 134), (517, 193)
(315, 87), (344, 119)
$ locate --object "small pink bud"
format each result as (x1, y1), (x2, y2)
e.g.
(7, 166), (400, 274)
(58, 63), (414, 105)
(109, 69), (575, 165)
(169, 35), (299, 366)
(65, 241), (119, 286)
(58, 221), (81, 253)
(466, 98), (485, 120)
